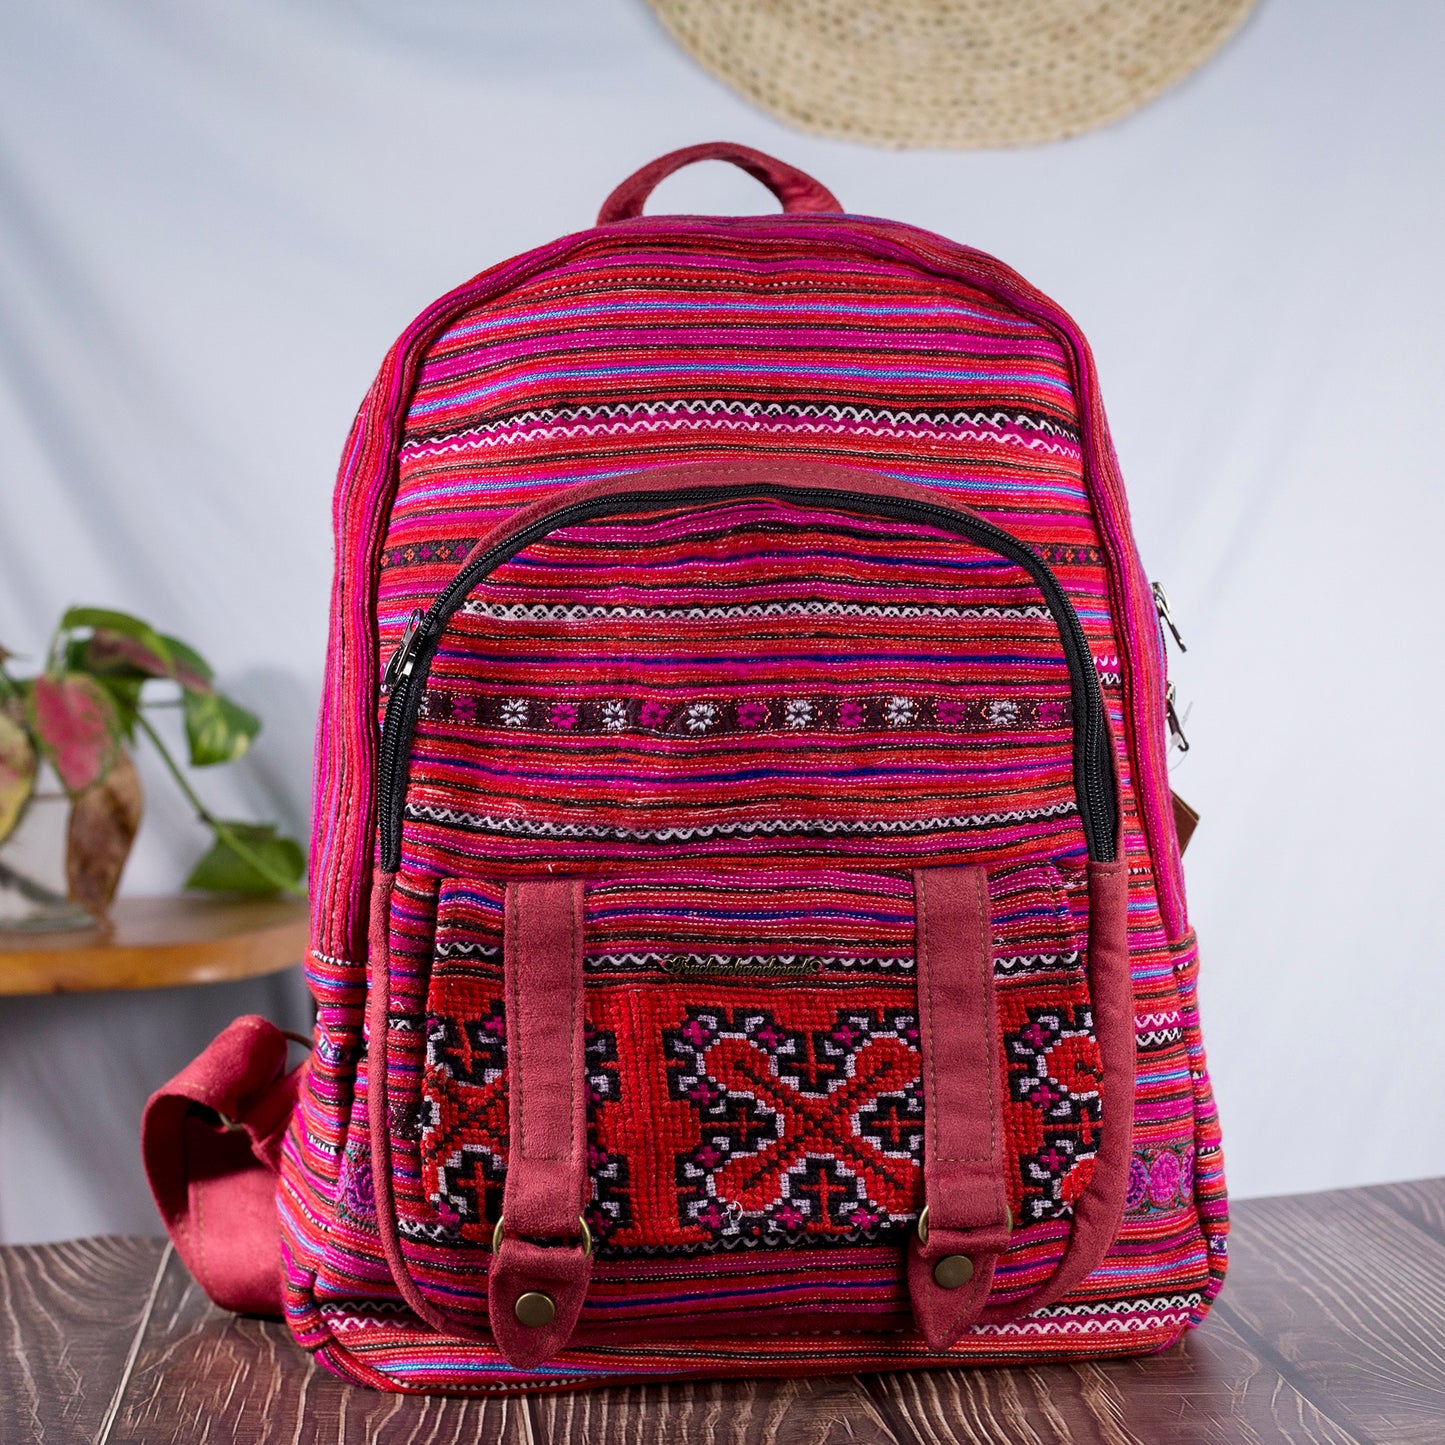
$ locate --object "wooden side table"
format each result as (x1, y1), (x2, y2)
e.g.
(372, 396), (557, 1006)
(0, 896), (310, 995)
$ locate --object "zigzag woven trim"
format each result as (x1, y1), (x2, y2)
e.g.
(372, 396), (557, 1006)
(1137, 1028), (1185, 1048)
(405, 800), (1078, 842)
(403, 416), (1080, 459)
(1093, 653), (1122, 689)
(1028, 1293), (1205, 1318)
(433, 947), (1077, 979)
(315, 1291), (1205, 1340)
(402, 399), (1081, 455)
(986, 1306), (1198, 1337)
(1135, 1013), (1184, 1046)
(434, 938), (501, 961)
(434, 946), (1073, 978)
(309, 948), (363, 970)
(428, 942), (915, 977)
(585, 950), (915, 975)
(460, 599), (1056, 623)
(396, 1215), (918, 1256)
(994, 950), (1082, 975)
(318, 1300), (412, 1333)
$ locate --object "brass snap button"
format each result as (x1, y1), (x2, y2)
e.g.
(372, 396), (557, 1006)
(933, 1254), (974, 1290)
(514, 1291), (557, 1328)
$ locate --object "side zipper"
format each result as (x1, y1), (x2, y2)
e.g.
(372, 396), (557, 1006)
(377, 481), (1119, 872)
(1151, 582), (1190, 755)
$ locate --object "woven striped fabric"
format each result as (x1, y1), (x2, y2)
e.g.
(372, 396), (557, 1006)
(280, 149), (1227, 1394)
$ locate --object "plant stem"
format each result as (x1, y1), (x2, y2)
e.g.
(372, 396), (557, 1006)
(44, 620), (65, 675)
(133, 711), (305, 898)
(0, 855), (71, 908)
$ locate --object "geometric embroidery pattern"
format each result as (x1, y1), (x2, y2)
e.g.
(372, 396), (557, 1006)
(1004, 1003), (1102, 1223)
(401, 861), (1106, 1270)
(420, 1000), (507, 1238)
(663, 1005), (923, 1245)
(418, 688), (1070, 738)
(418, 1001), (633, 1245)
(584, 1023), (632, 1242)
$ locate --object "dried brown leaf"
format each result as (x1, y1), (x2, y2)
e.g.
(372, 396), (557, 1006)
(65, 750), (143, 918)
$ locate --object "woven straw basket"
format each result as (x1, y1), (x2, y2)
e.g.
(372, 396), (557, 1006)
(645, 0), (1258, 149)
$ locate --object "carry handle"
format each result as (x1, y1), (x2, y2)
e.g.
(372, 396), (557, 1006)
(597, 142), (843, 224)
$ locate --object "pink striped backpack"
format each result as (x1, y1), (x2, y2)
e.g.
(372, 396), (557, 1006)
(144, 143), (1226, 1393)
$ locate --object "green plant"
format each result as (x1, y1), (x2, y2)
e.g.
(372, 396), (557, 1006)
(0, 606), (305, 913)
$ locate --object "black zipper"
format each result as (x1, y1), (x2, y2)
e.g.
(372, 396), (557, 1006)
(377, 484), (1118, 870)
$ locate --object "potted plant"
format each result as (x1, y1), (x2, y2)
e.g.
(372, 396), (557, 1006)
(0, 606), (306, 930)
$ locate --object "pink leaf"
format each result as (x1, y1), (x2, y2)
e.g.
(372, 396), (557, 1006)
(86, 630), (212, 693)
(85, 630), (170, 676)
(29, 674), (120, 795)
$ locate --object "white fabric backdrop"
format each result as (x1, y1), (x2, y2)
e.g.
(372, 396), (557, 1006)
(1, 0), (1441, 1243)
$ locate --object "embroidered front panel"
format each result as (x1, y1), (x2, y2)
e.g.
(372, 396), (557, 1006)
(389, 861), (1101, 1323)
(420, 997), (507, 1239)
(659, 1001), (922, 1246)
(1006, 1004), (1101, 1223)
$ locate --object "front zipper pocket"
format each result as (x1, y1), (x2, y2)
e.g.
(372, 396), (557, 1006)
(376, 462), (1117, 874)
(379, 855), (1107, 1334)
(366, 458), (1134, 1348)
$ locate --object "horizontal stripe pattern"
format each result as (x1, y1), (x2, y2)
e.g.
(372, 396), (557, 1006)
(281, 213), (1227, 1393)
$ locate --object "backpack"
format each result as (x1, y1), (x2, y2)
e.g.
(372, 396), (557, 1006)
(143, 142), (1227, 1393)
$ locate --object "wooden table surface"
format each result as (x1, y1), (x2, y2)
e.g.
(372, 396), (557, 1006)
(4, 1178), (1444, 1445)
(0, 895), (309, 995)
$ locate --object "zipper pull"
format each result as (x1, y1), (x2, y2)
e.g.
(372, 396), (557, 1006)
(1166, 681), (1191, 754)
(382, 608), (425, 694)
(1151, 581), (1187, 653)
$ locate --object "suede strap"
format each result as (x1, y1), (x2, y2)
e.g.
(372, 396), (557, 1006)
(140, 1015), (302, 1317)
(597, 142), (843, 223)
(907, 868), (1013, 1349)
(486, 878), (594, 1369)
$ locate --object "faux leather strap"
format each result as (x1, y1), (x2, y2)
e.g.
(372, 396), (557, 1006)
(907, 868), (1012, 1349)
(141, 1015), (304, 1317)
(487, 878), (593, 1369)
(597, 141), (843, 224)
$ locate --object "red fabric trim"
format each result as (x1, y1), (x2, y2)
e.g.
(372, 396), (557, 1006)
(991, 859), (1135, 1316)
(141, 1015), (301, 1317)
(488, 879), (593, 1369)
(365, 868), (468, 1338)
(368, 869), (595, 1353)
(597, 142), (842, 224)
(907, 868), (1010, 1349)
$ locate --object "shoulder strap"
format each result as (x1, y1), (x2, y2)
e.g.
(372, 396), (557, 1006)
(141, 1015), (305, 1317)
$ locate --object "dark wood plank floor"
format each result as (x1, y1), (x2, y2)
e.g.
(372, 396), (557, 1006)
(3, 1179), (1443, 1445)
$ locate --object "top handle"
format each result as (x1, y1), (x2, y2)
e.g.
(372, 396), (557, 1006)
(597, 141), (843, 224)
